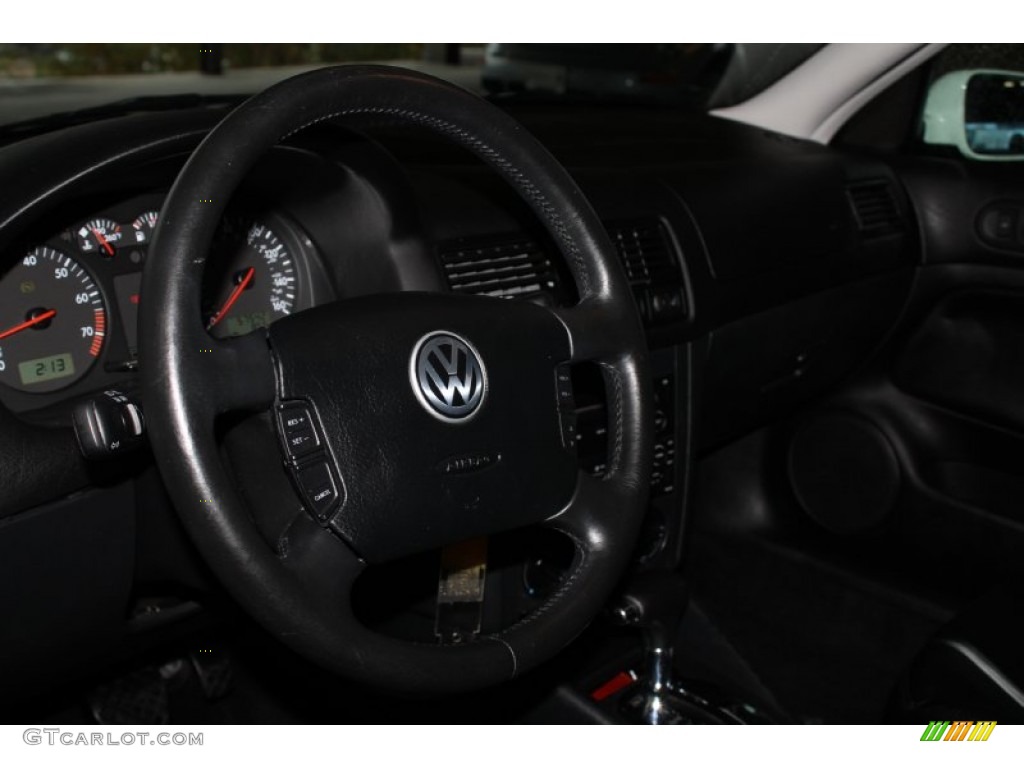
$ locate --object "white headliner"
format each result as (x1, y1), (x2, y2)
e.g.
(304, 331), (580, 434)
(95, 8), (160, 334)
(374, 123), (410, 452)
(712, 43), (948, 144)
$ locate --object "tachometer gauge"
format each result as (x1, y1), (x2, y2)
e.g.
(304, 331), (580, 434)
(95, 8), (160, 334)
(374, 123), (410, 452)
(204, 221), (299, 339)
(76, 217), (124, 257)
(0, 246), (107, 393)
(130, 211), (160, 245)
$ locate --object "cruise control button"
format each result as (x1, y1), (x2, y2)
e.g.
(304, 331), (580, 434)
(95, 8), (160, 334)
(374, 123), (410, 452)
(308, 485), (336, 517)
(297, 461), (339, 520)
(286, 429), (317, 455)
(555, 364), (575, 408)
(283, 410), (312, 432)
(560, 413), (578, 449)
(278, 402), (321, 459)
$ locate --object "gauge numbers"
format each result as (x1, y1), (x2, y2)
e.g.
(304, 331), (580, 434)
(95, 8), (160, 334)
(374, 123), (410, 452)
(0, 246), (106, 393)
(76, 217), (123, 257)
(206, 221), (298, 339)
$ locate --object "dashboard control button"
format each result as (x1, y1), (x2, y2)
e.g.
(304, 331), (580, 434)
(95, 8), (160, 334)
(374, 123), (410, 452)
(559, 413), (578, 449)
(650, 286), (685, 321)
(73, 389), (147, 459)
(978, 204), (1024, 248)
(555, 364), (575, 408)
(121, 401), (145, 437)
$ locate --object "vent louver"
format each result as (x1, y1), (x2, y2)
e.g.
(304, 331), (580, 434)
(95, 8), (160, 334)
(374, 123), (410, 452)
(439, 237), (560, 299)
(606, 219), (687, 325)
(437, 219), (687, 326)
(847, 181), (904, 238)
(605, 219), (678, 287)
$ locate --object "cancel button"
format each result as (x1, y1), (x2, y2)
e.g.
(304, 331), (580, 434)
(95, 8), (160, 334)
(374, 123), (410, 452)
(297, 460), (339, 520)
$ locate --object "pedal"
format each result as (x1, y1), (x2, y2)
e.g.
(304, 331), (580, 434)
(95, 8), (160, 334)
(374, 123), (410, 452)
(89, 666), (169, 725)
(188, 646), (233, 700)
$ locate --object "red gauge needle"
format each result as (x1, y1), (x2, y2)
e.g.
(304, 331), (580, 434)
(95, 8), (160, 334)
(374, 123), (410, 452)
(91, 228), (115, 256)
(0, 309), (56, 341)
(208, 267), (255, 329)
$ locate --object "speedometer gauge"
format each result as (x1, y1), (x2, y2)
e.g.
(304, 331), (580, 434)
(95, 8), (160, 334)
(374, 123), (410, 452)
(0, 246), (107, 393)
(204, 221), (298, 339)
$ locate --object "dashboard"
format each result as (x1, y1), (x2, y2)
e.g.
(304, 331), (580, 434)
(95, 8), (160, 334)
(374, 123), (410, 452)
(0, 104), (919, 523)
(0, 103), (924, 487)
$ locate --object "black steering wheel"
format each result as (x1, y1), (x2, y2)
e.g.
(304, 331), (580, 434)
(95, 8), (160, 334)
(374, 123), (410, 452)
(140, 65), (652, 693)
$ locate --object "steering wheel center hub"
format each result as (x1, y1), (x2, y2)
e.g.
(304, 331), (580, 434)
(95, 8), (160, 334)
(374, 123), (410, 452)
(267, 292), (577, 562)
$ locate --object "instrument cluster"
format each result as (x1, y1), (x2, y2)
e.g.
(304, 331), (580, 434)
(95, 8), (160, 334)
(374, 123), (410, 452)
(0, 191), (324, 409)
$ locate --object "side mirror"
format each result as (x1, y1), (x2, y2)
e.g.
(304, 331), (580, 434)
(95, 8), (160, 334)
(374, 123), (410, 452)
(923, 69), (1024, 161)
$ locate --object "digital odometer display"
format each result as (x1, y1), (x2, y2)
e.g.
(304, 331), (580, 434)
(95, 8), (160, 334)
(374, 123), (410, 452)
(18, 353), (75, 385)
(225, 311), (273, 338)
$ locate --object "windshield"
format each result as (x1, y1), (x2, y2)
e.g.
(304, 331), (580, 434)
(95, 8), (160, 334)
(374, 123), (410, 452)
(0, 43), (823, 127)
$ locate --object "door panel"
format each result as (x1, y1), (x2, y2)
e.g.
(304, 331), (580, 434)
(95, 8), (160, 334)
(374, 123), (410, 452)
(882, 159), (1024, 569)
(895, 288), (1024, 432)
(686, 153), (1024, 723)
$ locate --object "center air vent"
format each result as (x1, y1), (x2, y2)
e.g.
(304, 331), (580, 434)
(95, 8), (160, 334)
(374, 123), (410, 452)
(847, 180), (904, 238)
(438, 237), (560, 299)
(437, 219), (687, 327)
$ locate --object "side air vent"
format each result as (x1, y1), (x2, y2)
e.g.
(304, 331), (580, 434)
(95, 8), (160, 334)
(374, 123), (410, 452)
(605, 219), (687, 325)
(847, 180), (904, 238)
(438, 237), (560, 299)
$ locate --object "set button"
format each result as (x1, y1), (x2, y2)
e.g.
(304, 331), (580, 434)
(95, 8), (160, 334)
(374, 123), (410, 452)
(278, 403), (320, 459)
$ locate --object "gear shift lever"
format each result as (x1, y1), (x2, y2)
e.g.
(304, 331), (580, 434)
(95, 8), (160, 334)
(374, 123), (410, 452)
(611, 571), (755, 725)
(611, 571), (689, 724)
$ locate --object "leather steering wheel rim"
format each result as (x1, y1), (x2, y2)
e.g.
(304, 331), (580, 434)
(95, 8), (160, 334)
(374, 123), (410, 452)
(141, 65), (653, 694)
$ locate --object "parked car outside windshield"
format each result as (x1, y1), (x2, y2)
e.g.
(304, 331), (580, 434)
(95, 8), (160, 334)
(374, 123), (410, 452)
(0, 43), (823, 128)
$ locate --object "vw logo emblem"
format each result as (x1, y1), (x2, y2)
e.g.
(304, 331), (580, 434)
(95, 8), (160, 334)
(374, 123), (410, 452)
(410, 332), (488, 423)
